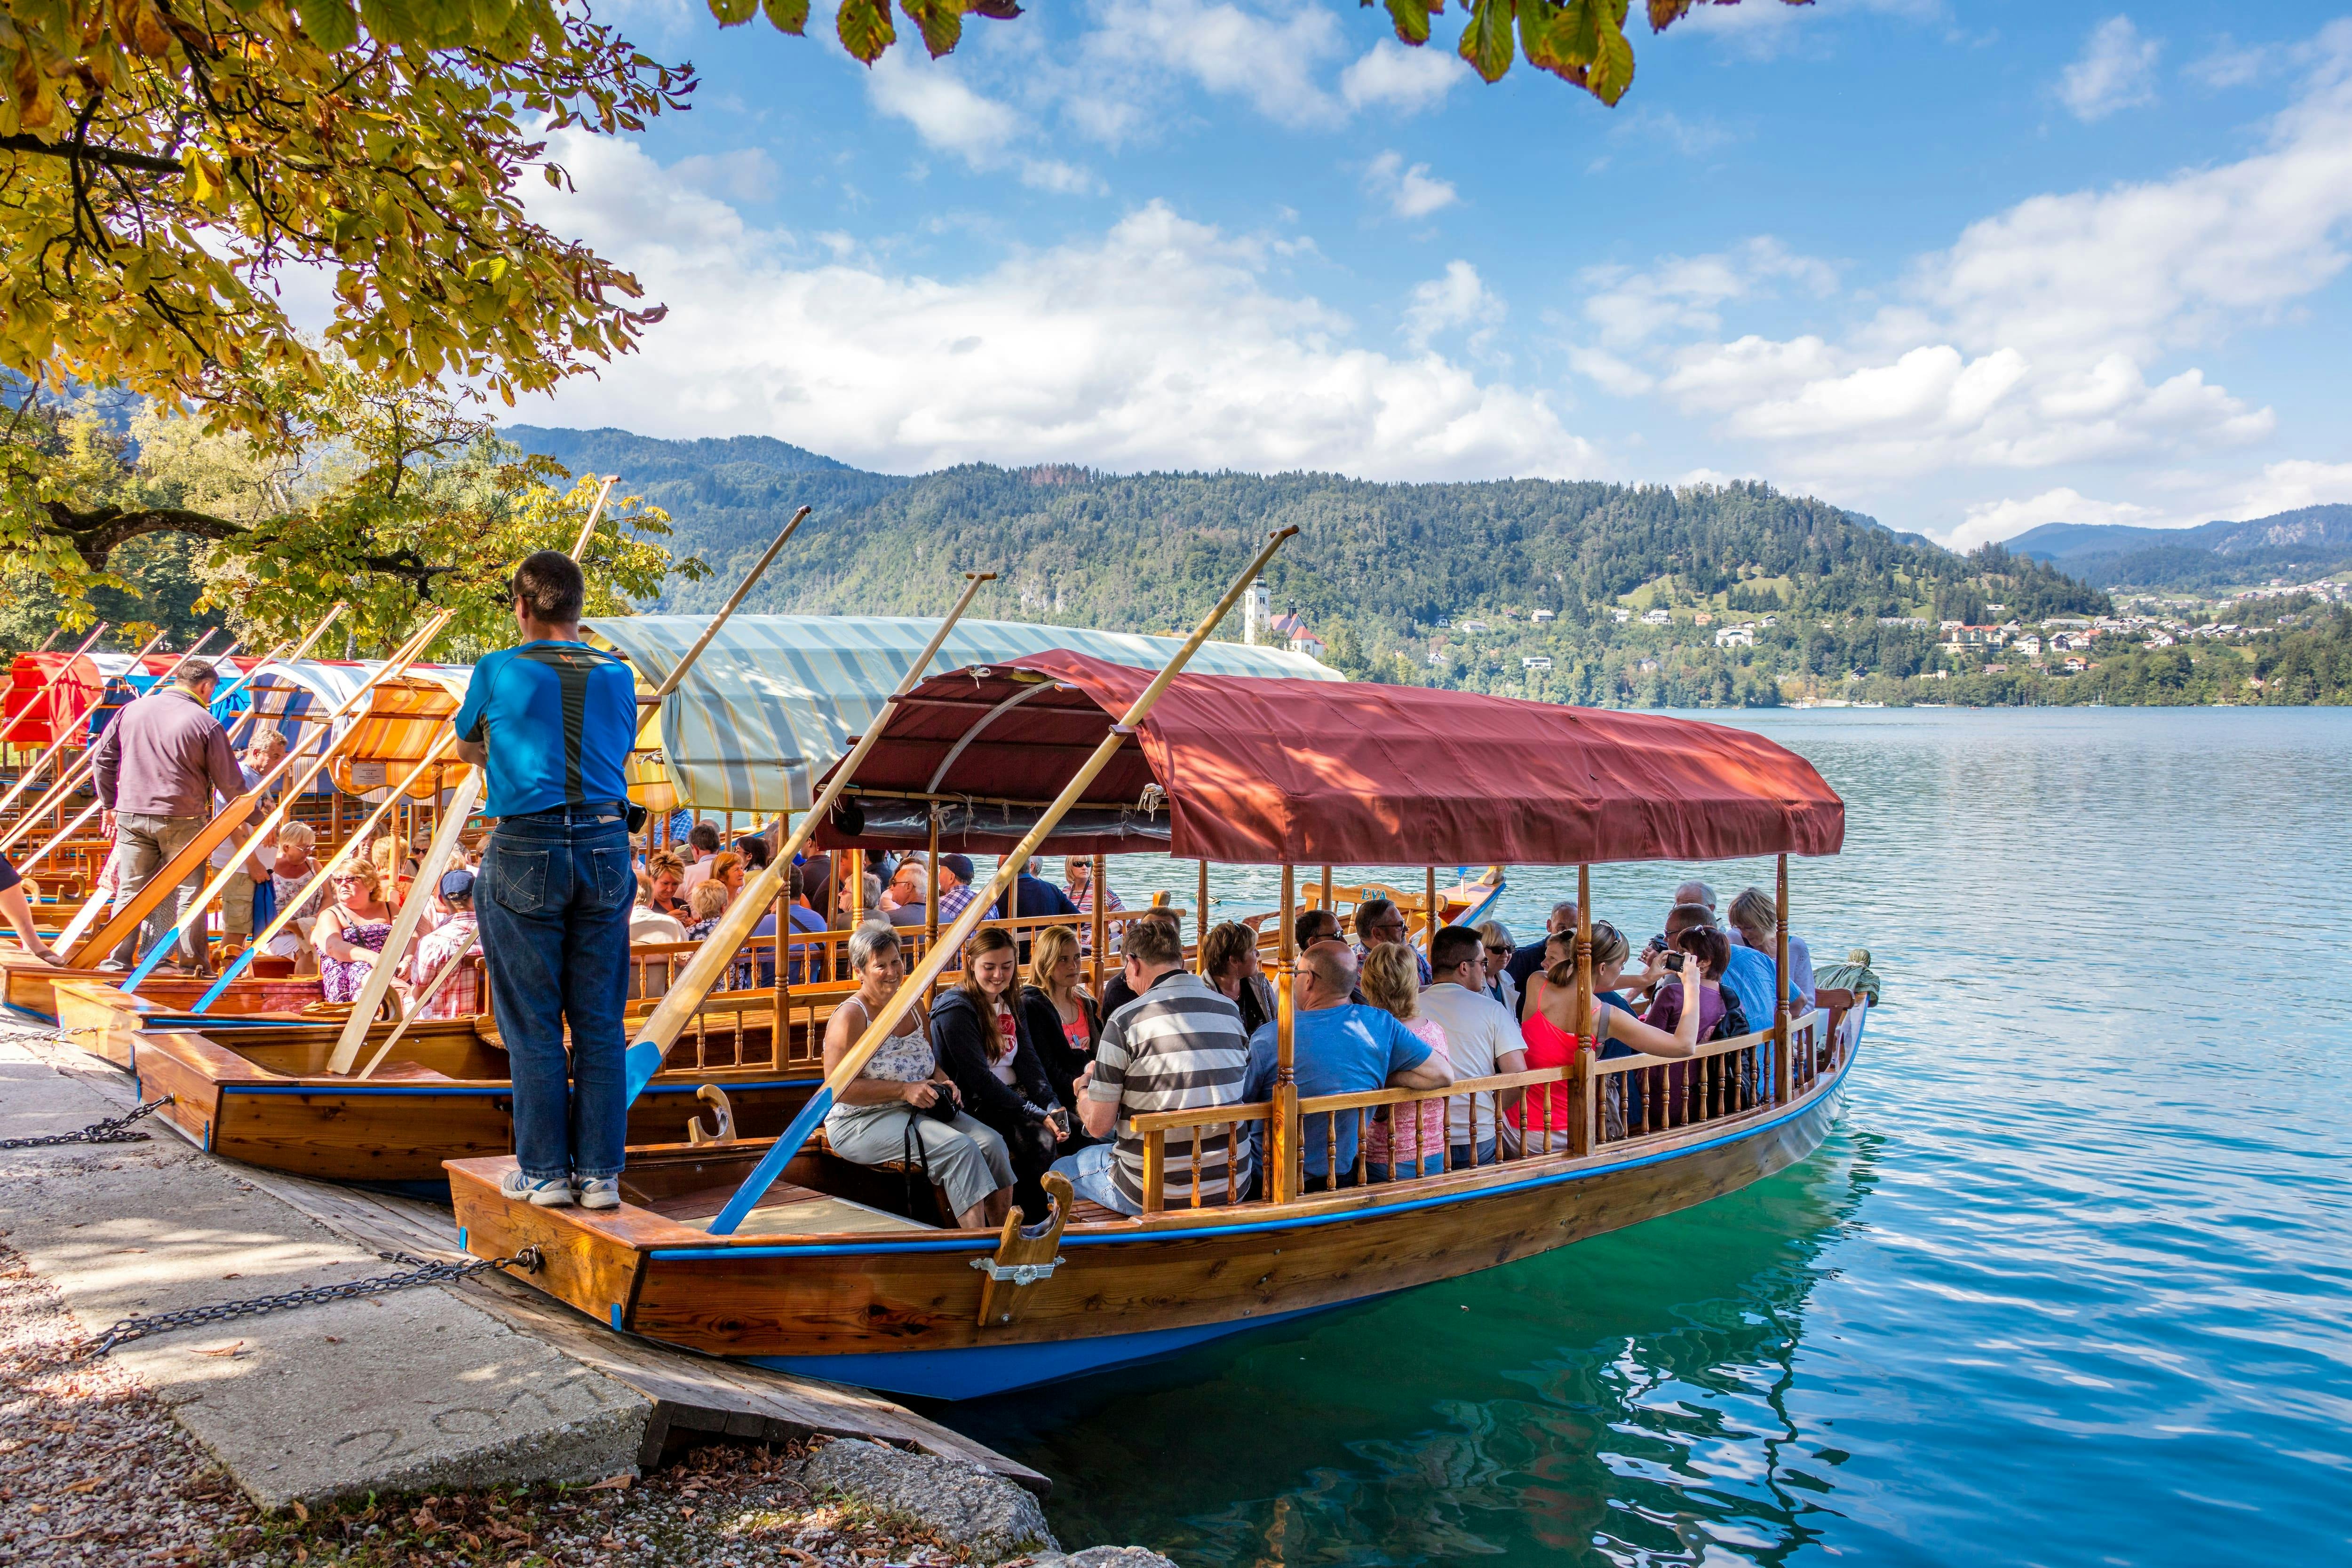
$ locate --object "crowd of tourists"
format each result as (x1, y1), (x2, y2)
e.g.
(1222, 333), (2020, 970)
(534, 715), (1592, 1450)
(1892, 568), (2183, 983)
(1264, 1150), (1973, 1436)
(809, 867), (1815, 1225)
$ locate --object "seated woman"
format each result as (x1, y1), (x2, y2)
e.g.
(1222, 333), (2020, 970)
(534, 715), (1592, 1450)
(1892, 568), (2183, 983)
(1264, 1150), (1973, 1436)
(1514, 920), (1705, 1152)
(1201, 920), (1275, 1038)
(313, 862), (396, 1006)
(733, 835), (773, 875)
(930, 926), (1065, 1220)
(1474, 920), (1518, 1016)
(682, 880), (730, 942)
(1360, 941), (1449, 1181)
(704, 851), (745, 904)
(643, 850), (689, 920)
(262, 822), (324, 970)
(1020, 924), (1100, 1146)
(822, 924), (1014, 1230)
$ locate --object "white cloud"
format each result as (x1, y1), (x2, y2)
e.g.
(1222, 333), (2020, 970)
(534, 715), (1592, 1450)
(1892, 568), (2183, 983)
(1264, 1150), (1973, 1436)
(2213, 459), (2352, 519)
(866, 52), (1104, 194)
(1939, 457), (2352, 550)
(1402, 261), (1500, 348)
(1567, 347), (1655, 397)
(2185, 36), (2282, 90)
(2058, 16), (2162, 122)
(670, 149), (782, 206)
(1362, 150), (1458, 219)
(1072, 0), (1346, 131)
(1586, 26), (2352, 494)
(1340, 40), (1466, 115)
(523, 133), (1593, 482)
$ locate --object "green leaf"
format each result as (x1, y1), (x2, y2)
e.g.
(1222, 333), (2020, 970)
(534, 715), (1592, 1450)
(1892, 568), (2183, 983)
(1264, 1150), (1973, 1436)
(1383, 0), (1430, 47)
(836, 0), (897, 62)
(900, 0), (963, 57)
(1587, 0), (1634, 103)
(358, 0), (421, 45)
(296, 0), (360, 49)
(1646, 0), (1691, 30)
(707, 0), (758, 24)
(1517, 0), (1566, 74)
(762, 0), (810, 34)
(1457, 0), (1515, 83)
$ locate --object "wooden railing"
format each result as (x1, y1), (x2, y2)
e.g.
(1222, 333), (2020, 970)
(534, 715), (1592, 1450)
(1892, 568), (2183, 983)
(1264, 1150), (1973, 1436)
(1129, 1006), (1846, 1214)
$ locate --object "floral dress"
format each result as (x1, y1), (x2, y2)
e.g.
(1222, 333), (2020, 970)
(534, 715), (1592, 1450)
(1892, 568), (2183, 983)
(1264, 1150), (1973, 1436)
(318, 911), (393, 1004)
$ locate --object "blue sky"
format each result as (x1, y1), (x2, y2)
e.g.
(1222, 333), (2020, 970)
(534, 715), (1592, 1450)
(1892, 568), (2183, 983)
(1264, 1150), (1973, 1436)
(510, 1), (2352, 548)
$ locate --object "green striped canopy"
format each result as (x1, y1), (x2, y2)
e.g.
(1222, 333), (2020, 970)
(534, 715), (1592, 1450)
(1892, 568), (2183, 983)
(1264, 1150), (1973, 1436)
(585, 614), (1341, 812)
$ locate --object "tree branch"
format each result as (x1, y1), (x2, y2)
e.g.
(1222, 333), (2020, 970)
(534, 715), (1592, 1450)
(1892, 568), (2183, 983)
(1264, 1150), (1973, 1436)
(0, 132), (183, 177)
(37, 501), (452, 600)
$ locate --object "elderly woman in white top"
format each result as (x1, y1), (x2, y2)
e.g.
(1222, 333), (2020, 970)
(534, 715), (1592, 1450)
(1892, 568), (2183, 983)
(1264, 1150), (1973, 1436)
(819, 923), (1013, 1230)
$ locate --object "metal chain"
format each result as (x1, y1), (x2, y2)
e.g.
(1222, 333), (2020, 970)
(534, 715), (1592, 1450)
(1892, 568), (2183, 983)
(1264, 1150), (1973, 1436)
(0, 1095), (171, 1150)
(85, 1246), (543, 1359)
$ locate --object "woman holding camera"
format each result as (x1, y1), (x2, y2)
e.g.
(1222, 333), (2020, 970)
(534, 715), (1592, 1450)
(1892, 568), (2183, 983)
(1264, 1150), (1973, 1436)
(1513, 920), (1706, 1153)
(822, 923), (1014, 1230)
(931, 925), (1069, 1221)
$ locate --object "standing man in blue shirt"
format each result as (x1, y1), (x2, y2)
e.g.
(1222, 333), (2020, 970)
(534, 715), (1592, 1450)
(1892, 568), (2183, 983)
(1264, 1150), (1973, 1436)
(453, 551), (642, 1210)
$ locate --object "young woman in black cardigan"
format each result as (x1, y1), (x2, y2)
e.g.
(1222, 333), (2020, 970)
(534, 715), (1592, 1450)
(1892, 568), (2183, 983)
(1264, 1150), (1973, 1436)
(930, 926), (1066, 1220)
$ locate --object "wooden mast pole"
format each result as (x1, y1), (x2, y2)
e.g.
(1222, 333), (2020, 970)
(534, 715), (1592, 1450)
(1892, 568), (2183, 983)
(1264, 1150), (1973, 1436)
(1196, 859), (1209, 972)
(924, 807), (941, 1003)
(1271, 862), (1297, 1204)
(1092, 854), (1109, 990)
(623, 570), (997, 1105)
(702, 530), (1296, 1235)
(569, 475), (621, 561)
(1774, 852), (1792, 1105)
(1573, 863), (1593, 1156)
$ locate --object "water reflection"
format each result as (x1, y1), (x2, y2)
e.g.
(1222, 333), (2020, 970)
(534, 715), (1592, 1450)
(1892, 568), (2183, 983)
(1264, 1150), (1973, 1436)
(943, 1127), (1881, 1567)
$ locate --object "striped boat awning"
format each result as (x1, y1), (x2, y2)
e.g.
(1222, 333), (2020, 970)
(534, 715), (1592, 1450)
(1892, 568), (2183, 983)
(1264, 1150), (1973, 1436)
(233, 660), (475, 798)
(586, 615), (1341, 813)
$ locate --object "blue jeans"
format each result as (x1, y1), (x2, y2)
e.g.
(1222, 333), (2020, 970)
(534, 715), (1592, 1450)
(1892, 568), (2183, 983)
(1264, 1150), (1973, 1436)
(1050, 1143), (1142, 1217)
(478, 807), (635, 1182)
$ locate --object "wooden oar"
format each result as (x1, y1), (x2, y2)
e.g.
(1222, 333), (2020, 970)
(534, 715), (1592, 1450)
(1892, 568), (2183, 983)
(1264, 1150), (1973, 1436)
(620, 569), (997, 1108)
(81, 614), (451, 973)
(703, 531), (1295, 1236)
(188, 732), (461, 1011)
(0, 626), (159, 834)
(0, 628), (219, 857)
(324, 768), (483, 1073)
(636, 506), (812, 708)
(570, 475), (620, 561)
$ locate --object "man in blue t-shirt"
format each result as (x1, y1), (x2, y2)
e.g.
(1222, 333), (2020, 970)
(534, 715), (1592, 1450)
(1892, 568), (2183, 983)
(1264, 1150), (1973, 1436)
(453, 550), (640, 1212)
(1244, 944), (1453, 1191)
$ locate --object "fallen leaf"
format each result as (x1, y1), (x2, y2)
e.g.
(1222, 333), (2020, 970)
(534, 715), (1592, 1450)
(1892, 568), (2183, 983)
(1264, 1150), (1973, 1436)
(291, 1500), (309, 1522)
(194, 1341), (246, 1358)
(583, 1474), (632, 1491)
(323, 1336), (342, 1344)
(51, 1525), (100, 1542)
(465, 1532), (482, 1550)
(66, 1478), (104, 1493)
(221, 1272), (241, 1279)
(26, 1503), (47, 1514)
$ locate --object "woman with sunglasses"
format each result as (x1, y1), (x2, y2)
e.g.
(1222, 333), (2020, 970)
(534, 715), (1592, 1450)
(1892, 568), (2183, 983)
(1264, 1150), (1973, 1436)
(314, 860), (397, 1006)
(1474, 920), (1518, 1017)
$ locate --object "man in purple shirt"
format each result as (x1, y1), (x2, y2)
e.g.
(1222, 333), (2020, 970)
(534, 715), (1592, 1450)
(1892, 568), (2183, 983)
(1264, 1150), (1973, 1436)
(91, 658), (244, 972)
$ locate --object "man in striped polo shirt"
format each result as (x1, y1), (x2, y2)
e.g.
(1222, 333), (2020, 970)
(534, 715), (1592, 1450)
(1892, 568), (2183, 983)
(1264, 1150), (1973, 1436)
(1055, 916), (1252, 1216)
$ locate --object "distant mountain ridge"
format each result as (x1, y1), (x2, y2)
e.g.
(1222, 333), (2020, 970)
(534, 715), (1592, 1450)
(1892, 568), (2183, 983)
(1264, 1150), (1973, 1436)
(2006, 505), (2352, 592)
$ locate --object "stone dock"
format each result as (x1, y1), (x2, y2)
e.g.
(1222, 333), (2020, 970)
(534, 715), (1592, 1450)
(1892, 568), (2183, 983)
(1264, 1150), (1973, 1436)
(0, 1023), (1052, 1517)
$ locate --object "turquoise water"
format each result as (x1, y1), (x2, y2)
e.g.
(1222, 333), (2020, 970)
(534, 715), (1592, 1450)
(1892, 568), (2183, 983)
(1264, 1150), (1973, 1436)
(932, 709), (2352, 1566)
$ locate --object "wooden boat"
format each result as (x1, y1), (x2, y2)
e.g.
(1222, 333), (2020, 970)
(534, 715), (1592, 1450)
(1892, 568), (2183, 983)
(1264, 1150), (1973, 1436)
(450, 560), (1864, 1400)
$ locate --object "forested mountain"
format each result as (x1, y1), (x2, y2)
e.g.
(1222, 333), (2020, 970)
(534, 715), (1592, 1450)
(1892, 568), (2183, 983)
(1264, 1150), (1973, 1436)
(2008, 505), (2352, 592)
(502, 428), (2117, 708)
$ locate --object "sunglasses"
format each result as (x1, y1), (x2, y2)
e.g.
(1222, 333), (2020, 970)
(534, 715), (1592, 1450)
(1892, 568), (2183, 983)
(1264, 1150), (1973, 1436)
(1485, 944), (1513, 956)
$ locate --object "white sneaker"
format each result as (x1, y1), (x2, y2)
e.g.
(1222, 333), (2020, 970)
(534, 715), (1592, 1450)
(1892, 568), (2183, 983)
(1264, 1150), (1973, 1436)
(575, 1176), (620, 1211)
(501, 1170), (573, 1207)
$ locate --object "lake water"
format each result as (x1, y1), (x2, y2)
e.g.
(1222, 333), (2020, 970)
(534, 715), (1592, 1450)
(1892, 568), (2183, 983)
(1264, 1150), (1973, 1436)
(930, 708), (2352, 1566)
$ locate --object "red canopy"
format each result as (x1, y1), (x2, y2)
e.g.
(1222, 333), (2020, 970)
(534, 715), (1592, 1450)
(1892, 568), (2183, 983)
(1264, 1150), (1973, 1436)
(812, 649), (1843, 867)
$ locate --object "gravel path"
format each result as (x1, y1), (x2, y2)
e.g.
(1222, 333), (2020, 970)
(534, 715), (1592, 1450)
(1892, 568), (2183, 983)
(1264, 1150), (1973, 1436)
(0, 1234), (1020, 1566)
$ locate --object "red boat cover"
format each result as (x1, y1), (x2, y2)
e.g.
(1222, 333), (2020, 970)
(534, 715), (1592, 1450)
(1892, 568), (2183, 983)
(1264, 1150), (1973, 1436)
(812, 650), (1843, 866)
